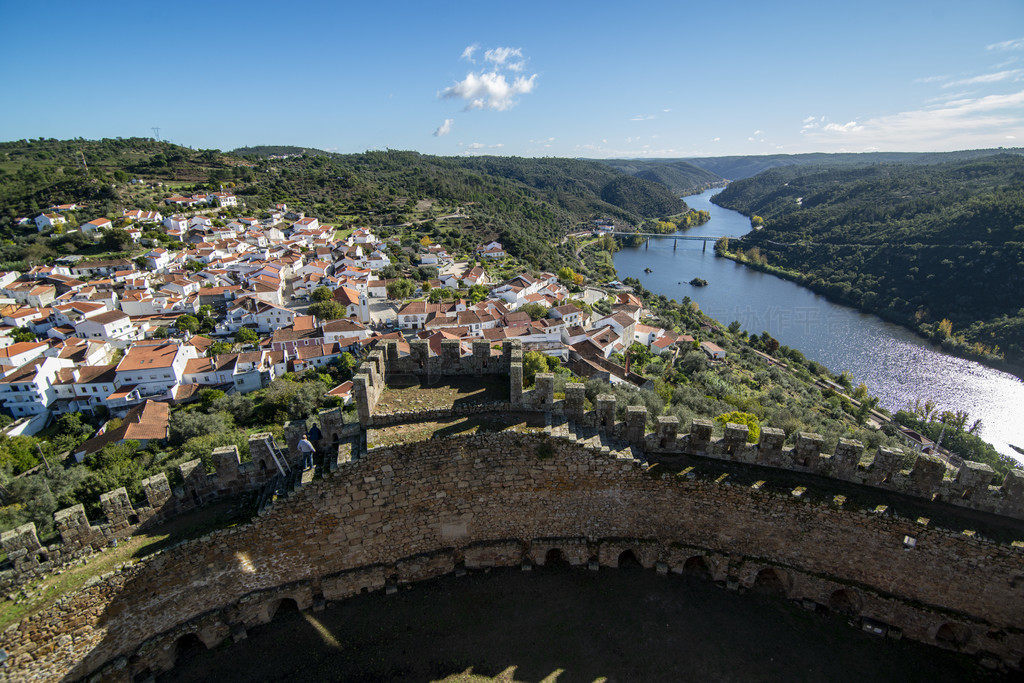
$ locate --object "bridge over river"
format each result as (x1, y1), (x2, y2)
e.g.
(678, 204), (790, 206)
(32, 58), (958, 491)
(609, 231), (726, 252)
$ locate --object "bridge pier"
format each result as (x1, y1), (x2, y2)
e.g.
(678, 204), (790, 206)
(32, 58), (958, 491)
(703, 240), (707, 253)
(673, 240), (677, 251)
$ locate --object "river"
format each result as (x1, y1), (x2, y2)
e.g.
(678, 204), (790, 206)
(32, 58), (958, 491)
(613, 188), (1024, 464)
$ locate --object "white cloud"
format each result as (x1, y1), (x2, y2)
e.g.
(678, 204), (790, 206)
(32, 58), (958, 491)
(987, 37), (1024, 51)
(823, 121), (863, 133)
(914, 74), (950, 84)
(467, 142), (486, 150)
(441, 71), (537, 111)
(943, 70), (1022, 88)
(663, 108), (672, 113)
(711, 137), (720, 142)
(433, 119), (454, 137)
(747, 137), (755, 141)
(440, 47), (538, 112)
(799, 89), (1024, 150)
(1008, 135), (1018, 139)
(484, 47), (523, 65)
(802, 115), (817, 124)
(573, 141), (680, 157)
(753, 129), (763, 135)
(629, 114), (656, 121)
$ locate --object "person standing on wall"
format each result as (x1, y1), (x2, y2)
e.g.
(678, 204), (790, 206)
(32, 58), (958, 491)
(298, 433), (316, 471)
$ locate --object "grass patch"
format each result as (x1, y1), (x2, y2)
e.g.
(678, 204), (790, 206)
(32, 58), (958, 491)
(376, 376), (510, 413)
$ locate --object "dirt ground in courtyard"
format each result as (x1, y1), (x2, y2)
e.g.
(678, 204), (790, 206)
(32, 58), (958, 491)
(162, 566), (1015, 683)
(375, 375), (509, 413)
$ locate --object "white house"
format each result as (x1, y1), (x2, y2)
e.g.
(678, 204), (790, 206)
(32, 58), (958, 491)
(0, 356), (75, 416)
(35, 213), (66, 231)
(145, 248), (172, 270)
(332, 286), (370, 323)
(700, 341), (726, 360)
(114, 342), (199, 401)
(74, 311), (139, 344)
(81, 218), (113, 234)
(292, 216), (320, 231)
(123, 209), (163, 223)
(0, 341), (49, 368)
(163, 215), (191, 232)
(209, 192), (237, 207)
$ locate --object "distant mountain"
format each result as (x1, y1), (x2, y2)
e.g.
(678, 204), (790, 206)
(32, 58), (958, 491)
(684, 149), (1024, 181)
(594, 159), (724, 195)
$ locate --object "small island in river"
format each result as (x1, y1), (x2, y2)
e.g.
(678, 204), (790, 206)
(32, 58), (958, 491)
(689, 277), (708, 287)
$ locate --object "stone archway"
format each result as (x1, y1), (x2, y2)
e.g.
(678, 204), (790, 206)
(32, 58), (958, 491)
(752, 567), (789, 597)
(617, 549), (642, 569)
(172, 633), (207, 665)
(683, 556), (712, 581)
(266, 597), (299, 623)
(935, 623), (971, 648)
(545, 548), (570, 568)
(828, 588), (862, 616)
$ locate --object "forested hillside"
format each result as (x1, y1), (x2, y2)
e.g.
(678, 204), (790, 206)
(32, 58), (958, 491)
(713, 156), (1024, 367)
(686, 149), (1024, 181)
(0, 138), (253, 223)
(595, 159), (724, 195)
(0, 139), (689, 273)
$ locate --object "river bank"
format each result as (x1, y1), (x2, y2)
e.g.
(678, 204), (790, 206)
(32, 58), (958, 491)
(714, 244), (1024, 382)
(612, 189), (1024, 462)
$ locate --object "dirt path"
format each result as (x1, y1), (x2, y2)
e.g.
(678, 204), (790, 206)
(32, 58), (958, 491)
(163, 566), (1004, 682)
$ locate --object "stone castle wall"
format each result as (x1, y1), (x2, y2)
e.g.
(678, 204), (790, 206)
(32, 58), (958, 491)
(2, 431), (1022, 680)
(0, 433), (288, 589)
(352, 338), (1023, 521)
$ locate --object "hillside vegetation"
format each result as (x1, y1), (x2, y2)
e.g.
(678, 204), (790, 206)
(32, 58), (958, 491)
(712, 155), (1024, 367)
(0, 139), (689, 273)
(686, 149), (1024, 181)
(595, 159), (725, 195)
(0, 138), (253, 223)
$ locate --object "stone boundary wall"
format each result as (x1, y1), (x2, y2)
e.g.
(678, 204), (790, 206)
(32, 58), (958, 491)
(1, 431), (1022, 680)
(0, 433), (288, 589)
(352, 337), (1023, 522)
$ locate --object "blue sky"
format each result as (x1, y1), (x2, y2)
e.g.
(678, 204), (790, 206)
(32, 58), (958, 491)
(2, 0), (1022, 158)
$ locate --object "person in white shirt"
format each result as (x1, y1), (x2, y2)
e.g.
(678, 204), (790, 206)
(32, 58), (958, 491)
(298, 434), (316, 471)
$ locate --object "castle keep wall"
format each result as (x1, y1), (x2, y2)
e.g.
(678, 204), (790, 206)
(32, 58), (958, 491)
(3, 431), (1022, 680)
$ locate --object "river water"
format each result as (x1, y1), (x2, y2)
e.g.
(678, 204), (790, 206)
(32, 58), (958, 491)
(613, 188), (1024, 463)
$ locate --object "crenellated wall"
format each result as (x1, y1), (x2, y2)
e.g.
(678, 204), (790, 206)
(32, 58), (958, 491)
(1, 430), (1021, 680)
(0, 433), (287, 589)
(3, 347), (1023, 679)
(350, 338), (1024, 521)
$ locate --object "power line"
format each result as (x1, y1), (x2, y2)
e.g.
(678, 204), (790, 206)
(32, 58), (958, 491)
(152, 127), (161, 141)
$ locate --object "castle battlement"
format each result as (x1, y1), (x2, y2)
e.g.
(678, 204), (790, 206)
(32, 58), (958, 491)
(0, 432), (288, 588)
(3, 429), (1022, 680)
(2, 341), (1022, 679)
(350, 340), (1024, 522)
